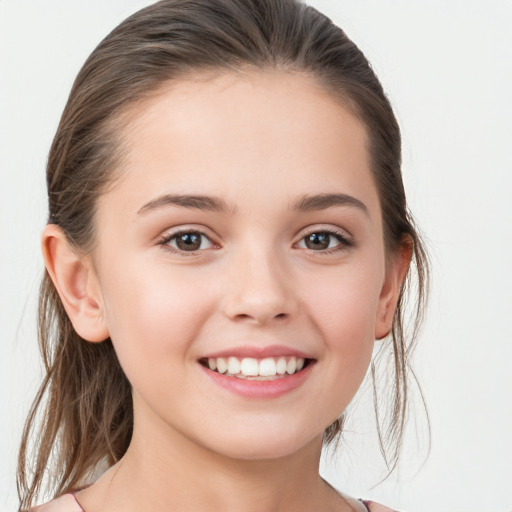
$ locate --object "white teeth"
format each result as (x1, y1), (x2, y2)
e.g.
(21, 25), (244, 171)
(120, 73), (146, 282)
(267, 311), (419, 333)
(286, 356), (297, 374)
(259, 358), (277, 377)
(240, 358), (259, 376)
(276, 357), (287, 375)
(227, 357), (241, 374)
(206, 356), (308, 378)
(216, 357), (228, 374)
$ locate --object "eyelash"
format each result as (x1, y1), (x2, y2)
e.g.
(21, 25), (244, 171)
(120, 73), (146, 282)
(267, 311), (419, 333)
(157, 228), (354, 256)
(297, 228), (354, 255)
(157, 229), (216, 255)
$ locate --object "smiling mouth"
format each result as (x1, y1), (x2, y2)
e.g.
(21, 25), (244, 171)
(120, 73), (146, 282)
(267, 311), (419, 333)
(199, 356), (314, 380)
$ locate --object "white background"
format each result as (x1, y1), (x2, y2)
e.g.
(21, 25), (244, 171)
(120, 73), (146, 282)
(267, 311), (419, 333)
(1, 1), (511, 511)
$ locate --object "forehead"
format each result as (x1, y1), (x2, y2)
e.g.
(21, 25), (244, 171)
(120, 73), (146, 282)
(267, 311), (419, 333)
(104, 69), (379, 218)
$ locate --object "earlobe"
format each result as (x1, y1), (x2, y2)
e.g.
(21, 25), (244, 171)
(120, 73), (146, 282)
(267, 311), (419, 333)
(374, 240), (412, 340)
(42, 224), (109, 343)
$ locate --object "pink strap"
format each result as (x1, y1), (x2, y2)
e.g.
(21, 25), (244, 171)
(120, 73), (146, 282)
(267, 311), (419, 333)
(361, 500), (397, 512)
(70, 493), (85, 512)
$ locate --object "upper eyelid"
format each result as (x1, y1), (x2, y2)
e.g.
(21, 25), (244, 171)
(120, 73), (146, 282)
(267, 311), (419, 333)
(295, 224), (353, 240)
(157, 225), (217, 241)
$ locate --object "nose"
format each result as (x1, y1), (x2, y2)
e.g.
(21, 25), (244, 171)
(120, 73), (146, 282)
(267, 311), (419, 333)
(222, 244), (298, 326)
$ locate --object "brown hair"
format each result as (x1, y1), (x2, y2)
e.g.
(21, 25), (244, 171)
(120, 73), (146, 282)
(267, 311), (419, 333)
(17, 0), (429, 508)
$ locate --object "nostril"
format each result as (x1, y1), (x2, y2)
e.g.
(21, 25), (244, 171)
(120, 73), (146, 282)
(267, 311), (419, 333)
(234, 313), (252, 320)
(231, 312), (288, 323)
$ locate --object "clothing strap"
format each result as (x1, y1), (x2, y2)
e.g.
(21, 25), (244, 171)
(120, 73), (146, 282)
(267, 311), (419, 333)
(71, 493), (85, 512)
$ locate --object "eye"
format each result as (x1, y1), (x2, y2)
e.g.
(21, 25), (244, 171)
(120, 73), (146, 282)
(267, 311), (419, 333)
(159, 230), (214, 253)
(296, 230), (353, 252)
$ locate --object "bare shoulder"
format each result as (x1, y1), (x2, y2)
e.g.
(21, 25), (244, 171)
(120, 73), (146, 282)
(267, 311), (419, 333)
(29, 494), (82, 512)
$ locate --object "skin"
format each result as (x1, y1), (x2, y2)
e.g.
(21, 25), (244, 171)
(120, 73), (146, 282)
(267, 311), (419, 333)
(42, 70), (410, 512)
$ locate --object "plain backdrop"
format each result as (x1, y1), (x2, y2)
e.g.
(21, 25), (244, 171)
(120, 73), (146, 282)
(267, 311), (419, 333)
(1, 1), (511, 511)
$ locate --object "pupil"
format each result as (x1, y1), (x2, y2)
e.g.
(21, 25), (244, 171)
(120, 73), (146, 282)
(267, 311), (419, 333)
(177, 233), (201, 251)
(306, 233), (329, 250)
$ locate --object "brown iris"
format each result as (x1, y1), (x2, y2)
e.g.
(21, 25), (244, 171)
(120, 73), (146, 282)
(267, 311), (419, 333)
(175, 232), (203, 251)
(304, 232), (332, 250)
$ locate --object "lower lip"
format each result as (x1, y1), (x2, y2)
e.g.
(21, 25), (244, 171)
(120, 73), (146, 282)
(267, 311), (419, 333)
(199, 362), (314, 399)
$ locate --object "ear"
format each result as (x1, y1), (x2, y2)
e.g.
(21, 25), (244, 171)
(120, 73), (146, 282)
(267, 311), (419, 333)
(374, 238), (412, 340)
(42, 224), (109, 343)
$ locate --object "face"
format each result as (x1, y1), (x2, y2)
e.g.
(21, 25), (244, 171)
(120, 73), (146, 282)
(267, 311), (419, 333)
(86, 70), (400, 460)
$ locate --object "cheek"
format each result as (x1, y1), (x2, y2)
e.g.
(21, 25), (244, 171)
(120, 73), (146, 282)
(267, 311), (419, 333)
(306, 261), (382, 337)
(301, 258), (383, 375)
(98, 260), (216, 373)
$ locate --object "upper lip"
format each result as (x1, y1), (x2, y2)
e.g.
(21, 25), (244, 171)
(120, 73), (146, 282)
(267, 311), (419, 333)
(201, 344), (314, 360)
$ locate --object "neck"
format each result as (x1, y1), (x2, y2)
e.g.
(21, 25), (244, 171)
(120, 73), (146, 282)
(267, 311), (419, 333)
(79, 409), (348, 512)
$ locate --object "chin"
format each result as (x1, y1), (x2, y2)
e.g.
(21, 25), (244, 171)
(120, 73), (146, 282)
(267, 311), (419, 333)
(196, 424), (322, 462)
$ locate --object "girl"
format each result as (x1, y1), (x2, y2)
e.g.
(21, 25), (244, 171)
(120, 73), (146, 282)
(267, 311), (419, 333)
(17, 0), (429, 511)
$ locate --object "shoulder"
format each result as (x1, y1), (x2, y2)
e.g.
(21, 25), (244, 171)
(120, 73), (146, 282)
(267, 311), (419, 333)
(361, 500), (401, 512)
(28, 494), (82, 512)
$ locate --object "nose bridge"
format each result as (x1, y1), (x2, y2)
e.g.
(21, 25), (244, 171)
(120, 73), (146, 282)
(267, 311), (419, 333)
(223, 235), (296, 324)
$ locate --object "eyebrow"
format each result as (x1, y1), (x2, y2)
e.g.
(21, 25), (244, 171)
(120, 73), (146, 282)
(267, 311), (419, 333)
(137, 192), (368, 216)
(137, 193), (235, 215)
(293, 193), (368, 215)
